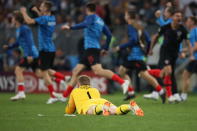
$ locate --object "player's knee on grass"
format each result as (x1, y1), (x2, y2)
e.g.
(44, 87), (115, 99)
(116, 104), (131, 115)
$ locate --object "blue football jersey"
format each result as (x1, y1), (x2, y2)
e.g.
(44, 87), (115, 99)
(35, 15), (56, 52)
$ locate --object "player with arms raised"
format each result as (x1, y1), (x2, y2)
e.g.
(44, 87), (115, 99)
(20, 1), (60, 104)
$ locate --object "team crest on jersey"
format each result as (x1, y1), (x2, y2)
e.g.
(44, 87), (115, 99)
(164, 60), (169, 64)
(177, 31), (182, 40)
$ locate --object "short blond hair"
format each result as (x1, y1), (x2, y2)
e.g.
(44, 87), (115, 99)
(78, 75), (91, 85)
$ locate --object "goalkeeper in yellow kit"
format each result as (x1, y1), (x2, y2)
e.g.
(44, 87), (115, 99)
(65, 75), (144, 116)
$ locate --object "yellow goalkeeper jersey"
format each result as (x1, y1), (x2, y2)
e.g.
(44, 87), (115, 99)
(65, 85), (101, 114)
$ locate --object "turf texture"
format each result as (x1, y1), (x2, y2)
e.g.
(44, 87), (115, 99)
(0, 93), (197, 131)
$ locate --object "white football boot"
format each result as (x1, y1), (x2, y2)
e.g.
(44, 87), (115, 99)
(121, 80), (130, 94)
(53, 92), (67, 103)
(168, 95), (176, 103)
(180, 93), (188, 101)
(46, 97), (58, 104)
(143, 91), (159, 100)
(173, 93), (182, 103)
(10, 92), (26, 101)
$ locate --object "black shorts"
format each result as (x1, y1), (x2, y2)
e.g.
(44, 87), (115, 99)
(158, 47), (178, 68)
(79, 48), (100, 67)
(186, 60), (197, 73)
(19, 57), (38, 71)
(39, 51), (55, 70)
(122, 60), (147, 72)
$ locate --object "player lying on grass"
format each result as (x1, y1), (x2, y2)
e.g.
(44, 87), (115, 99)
(65, 75), (144, 116)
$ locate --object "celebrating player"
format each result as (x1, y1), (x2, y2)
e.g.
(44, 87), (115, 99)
(113, 10), (166, 103)
(3, 11), (39, 101)
(65, 75), (144, 116)
(149, 9), (193, 103)
(20, 1), (59, 104)
(54, 3), (130, 101)
(181, 16), (197, 101)
(144, 6), (175, 102)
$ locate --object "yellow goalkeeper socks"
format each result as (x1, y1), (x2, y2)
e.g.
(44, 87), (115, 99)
(116, 104), (130, 115)
(94, 104), (103, 115)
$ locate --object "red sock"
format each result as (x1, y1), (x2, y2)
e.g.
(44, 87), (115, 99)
(111, 74), (124, 85)
(128, 86), (134, 92)
(165, 86), (172, 97)
(18, 84), (25, 91)
(54, 72), (65, 80)
(128, 86), (135, 95)
(63, 85), (74, 97)
(155, 85), (162, 92)
(164, 75), (172, 97)
(148, 69), (161, 78)
(55, 78), (62, 84)
(47, 85), (55, 98)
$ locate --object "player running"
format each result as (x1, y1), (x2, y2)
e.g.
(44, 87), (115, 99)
(54, 3), (130, 101)
(113, 10), (166, 103)
(149, 9), (193, 103)
(181, 16), (197, 101)
(3, 11), (39, 101)
(144, 6), (177, 102)
(20, 1), (60, 104)
(65, 75), (144, 116)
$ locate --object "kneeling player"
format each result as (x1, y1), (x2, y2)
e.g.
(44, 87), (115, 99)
(65, 75), (144, 116)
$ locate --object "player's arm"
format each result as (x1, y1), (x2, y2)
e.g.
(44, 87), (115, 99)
(62, 16), (93, 30)
(185, 39), (194, 60)
(144, 31), (151, 53)
(65, 93), (76, 114)
(115, 30), (137, 51)
(149, 26), (164, 55)
(31, 6), (42, 16)
(102, 25), (112, 50)
(3, 42), (19, 50)
(20, 7), (36, 24)
(193, 42), (197, 52)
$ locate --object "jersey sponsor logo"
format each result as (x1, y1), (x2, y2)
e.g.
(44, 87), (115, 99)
(48, 21), (56, 26)
(95, 19), (104, 26)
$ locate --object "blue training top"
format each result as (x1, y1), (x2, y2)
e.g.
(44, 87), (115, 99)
(8, 25), (39, 58)
(119, 24), (150, 61)
(70, 14), (112, 50)
(35, 15), (56, 52)
(189, 27), (197, 60)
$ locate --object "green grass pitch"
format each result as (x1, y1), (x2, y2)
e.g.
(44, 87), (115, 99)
(0, 93), (197, 131)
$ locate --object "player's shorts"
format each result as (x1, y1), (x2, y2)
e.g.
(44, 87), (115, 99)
(158, 47), (178, 68)
(186, 60), (197, 73)
(19, 57), (38, 71)
(79, 48), (100, 68)
(80, 98), (114, 115)
(122, 60), (147, 72)
(39, 51), (55, 70)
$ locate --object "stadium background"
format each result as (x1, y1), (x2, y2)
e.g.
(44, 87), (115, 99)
(0, 0), (197, 93)
(0, 1), (197, 131)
